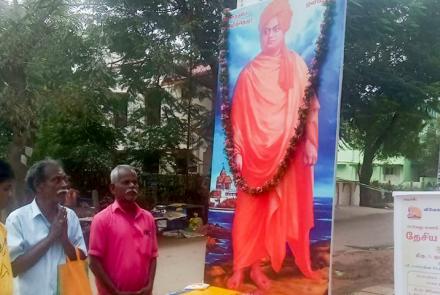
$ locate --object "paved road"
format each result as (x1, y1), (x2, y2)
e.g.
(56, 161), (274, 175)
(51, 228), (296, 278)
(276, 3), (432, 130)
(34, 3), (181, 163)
(332, 208), (394, 252)
(331, 207), (394, 295)
(154, 236), (207, 295)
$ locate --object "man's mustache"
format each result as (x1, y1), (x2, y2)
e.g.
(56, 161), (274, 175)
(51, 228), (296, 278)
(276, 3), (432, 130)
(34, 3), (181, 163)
(57, 189), (69, 195)
(125, 189), (138, 195)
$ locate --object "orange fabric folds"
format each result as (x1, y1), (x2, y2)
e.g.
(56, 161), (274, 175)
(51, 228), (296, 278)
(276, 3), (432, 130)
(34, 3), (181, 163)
(57, 248), (92, 295)
(230, 50), (319, 272)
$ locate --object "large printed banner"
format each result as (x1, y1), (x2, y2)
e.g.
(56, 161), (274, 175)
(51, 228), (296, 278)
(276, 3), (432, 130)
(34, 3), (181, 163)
(394, 192), (440, 295)
(205, 0), (347, 293)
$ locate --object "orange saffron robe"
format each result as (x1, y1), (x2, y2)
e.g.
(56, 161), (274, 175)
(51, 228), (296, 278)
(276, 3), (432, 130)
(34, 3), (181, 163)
(231, 49), (319, 272)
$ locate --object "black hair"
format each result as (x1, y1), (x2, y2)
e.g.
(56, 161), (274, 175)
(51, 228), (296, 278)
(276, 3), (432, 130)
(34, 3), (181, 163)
(25, 159), (61, 193)
(0, 159), (14, 183)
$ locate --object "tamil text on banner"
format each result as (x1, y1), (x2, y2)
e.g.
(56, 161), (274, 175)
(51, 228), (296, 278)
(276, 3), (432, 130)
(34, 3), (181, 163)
(204, 0), (347, 294)
(394, 191), (440, 295)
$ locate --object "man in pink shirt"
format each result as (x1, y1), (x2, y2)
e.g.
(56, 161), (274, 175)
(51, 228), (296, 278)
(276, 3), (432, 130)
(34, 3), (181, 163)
(89, 165), (158, 295)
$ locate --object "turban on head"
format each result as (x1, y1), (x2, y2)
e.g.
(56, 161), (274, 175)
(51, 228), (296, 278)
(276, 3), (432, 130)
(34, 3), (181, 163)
(259, 0), (293, 33)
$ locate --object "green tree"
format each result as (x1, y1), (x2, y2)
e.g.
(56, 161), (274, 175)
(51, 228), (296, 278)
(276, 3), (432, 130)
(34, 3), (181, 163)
(0, 0), (114, 203)
(32, 87), (120, 193)
(95, 0), (235, 92)
(410, 116), (440, 179)
(341, 0), (440, 205)
(93, 0), (233, 183)
(125, 87), (186, 173)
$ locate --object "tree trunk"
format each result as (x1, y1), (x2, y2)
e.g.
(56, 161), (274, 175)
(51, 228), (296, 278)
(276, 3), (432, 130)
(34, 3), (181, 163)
(359, 147), (375, 207)
(3, 51), (33, 210)
(359, 113), (400, 206)
(7, 134), (29, 209)
(185, 87), (192, 194)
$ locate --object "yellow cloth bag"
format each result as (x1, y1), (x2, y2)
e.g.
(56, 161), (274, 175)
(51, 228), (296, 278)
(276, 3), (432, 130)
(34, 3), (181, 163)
(57, 248), (93, 295)
(0, 223), (13, 295)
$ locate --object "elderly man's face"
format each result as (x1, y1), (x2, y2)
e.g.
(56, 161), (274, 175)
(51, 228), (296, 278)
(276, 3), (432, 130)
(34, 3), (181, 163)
(38, 165), (69, 204)
(110, 168), (139, 203)
(261, 17), (285, 54)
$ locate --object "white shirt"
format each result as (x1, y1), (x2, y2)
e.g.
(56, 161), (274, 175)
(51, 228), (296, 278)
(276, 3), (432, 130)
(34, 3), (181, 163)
(6, 199), (86, 295)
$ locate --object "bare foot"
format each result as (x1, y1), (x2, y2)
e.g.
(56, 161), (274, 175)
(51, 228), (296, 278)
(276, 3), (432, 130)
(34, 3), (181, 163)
(227, 269), (245, 290)
(250, 263), (271, 290)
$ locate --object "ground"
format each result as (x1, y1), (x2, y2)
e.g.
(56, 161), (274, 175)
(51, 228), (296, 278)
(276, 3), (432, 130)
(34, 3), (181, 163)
(154, 236), (207, 295)
(330, 207), (394, 294)
(331, 248), (393, 294)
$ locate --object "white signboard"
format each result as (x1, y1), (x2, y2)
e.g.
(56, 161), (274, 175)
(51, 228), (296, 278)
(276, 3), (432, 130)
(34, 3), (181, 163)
(394, 191), (440, 295)
(236, 0), (265, 8)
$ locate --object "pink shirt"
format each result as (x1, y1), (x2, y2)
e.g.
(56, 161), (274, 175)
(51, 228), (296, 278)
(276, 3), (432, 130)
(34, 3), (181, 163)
(89, 201), (158, 294)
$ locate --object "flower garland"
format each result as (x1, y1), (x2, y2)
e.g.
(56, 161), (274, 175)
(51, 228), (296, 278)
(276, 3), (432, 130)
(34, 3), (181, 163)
(219, 2), (335, 195)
